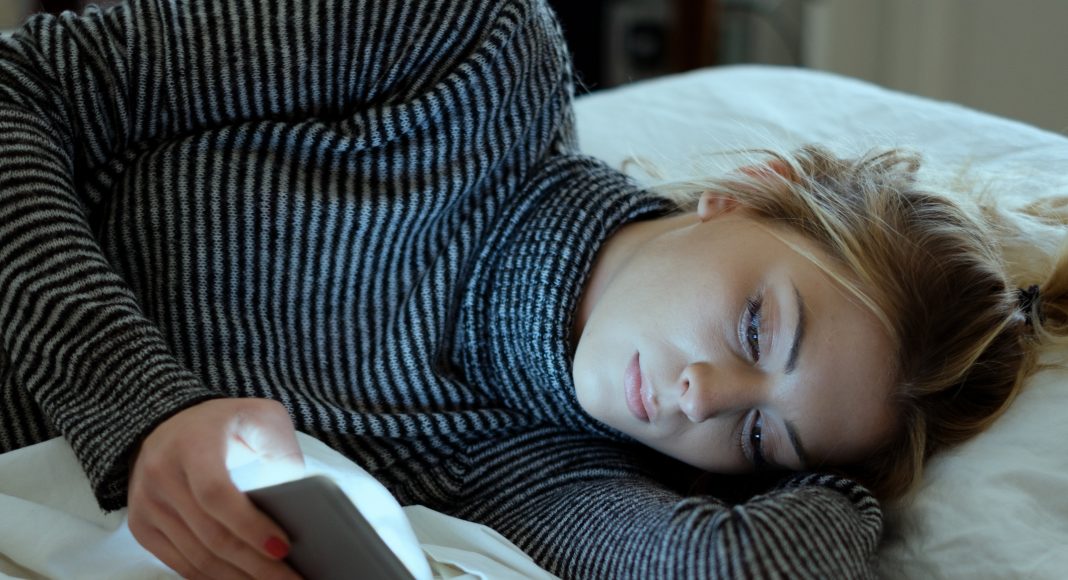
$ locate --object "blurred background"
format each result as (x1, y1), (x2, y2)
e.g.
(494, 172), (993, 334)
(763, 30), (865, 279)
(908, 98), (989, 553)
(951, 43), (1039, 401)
(545, 0), (1068, 135)
(0, 0), (121, 22)
(2, 0), (1065, 135)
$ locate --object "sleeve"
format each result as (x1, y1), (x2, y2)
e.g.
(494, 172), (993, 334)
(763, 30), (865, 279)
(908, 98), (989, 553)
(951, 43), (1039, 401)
(0, 0), (521, 510)
(447, 429), (881, 579)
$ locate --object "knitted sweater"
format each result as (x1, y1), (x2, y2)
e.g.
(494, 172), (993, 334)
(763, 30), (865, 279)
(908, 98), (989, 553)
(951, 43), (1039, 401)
(0, 0), (881, 577)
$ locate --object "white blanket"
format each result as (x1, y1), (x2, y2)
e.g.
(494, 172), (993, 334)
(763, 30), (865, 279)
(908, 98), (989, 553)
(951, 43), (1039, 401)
(0, 433), (557, 580)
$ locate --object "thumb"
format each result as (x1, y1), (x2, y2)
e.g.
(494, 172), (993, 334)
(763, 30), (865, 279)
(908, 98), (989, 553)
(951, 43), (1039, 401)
(227, 401), (306, 489)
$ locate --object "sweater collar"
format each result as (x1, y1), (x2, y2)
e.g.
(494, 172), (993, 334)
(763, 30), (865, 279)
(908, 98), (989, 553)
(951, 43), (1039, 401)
(458, 157), (676, 435)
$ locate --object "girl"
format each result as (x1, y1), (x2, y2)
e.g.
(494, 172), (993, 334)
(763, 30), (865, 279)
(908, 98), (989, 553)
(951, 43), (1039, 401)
(0, 0), (1061, 578)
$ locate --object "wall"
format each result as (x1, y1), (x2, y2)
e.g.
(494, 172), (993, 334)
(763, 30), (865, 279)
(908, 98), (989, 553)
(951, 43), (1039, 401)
(1, 1), (127, 30)
(0, 1), (34, 29)
(802, 0), (1068, 135)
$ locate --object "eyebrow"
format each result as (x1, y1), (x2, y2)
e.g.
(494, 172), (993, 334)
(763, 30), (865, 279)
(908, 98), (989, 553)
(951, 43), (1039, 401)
(782, 283), (809, 468)
(784, 418), (811, 469)
(784, 283), (805, 374)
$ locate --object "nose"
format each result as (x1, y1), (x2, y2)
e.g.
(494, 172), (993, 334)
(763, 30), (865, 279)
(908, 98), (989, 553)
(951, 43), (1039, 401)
(677, 362), (763, 423)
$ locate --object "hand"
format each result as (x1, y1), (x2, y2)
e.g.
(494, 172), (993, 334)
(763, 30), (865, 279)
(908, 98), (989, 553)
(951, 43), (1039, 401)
(128, 398), (305, 579)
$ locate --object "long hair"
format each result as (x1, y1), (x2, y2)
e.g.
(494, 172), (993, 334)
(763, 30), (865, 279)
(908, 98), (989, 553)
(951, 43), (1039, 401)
(646, 145), (1068, 501)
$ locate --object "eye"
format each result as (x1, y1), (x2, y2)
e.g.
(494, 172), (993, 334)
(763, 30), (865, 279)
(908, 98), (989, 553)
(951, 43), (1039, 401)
(744, 410), (769, 469)
(742, 294), (763, 362)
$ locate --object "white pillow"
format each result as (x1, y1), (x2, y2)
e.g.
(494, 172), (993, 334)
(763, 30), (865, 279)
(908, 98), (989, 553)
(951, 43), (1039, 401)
(575, 65), (1068, 578)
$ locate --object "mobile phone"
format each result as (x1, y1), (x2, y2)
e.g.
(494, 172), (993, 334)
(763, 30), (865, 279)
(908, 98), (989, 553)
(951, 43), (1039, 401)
(246, 475), (416, 580)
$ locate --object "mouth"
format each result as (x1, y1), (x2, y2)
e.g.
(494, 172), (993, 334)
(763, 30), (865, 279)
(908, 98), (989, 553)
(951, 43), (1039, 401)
(624, 352), (656, 422)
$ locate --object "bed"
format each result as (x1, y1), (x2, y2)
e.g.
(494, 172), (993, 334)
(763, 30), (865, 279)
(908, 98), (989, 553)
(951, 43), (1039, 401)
(3, 64), (1068, 579)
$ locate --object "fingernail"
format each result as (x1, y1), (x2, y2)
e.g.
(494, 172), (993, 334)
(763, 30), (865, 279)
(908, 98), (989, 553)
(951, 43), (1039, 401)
(265, 536), (290, 559)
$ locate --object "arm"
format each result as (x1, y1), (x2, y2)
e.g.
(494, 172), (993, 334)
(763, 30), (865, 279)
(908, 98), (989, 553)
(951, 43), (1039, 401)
(0, 0), (499, 575)
(0, 0), (517, 511)
(0, 0), (329, 512)
(448, 429), (880, 579)
(2, 1), (572, 576)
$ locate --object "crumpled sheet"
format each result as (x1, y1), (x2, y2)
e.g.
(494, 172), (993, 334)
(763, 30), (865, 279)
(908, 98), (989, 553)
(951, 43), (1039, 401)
(0, 433), (557, 580)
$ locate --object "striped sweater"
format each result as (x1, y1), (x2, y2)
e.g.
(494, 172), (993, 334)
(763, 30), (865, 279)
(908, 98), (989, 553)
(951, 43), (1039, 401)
(0, 0), (881, 577)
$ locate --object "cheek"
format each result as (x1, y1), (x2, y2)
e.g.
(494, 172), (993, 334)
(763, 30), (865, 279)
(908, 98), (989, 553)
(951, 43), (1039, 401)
(582, 260), (741, 367)
(639, 421), (748, 473)
(570, 316), (626, 421)
(570, 284), (668, 423)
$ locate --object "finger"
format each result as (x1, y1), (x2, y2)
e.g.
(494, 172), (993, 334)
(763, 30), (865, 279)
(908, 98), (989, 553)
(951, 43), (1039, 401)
(232, 400), (305, 467)
(223, 401), (306, 490)
(132, 459), (300, 580)
(181, 471), (300, 578)
(129, 505), (197, 578)
(162, 402), (295, 561)
(179, 501), (302, 580)
(153, 501), (253, 580)
(137, 525), (200, 579)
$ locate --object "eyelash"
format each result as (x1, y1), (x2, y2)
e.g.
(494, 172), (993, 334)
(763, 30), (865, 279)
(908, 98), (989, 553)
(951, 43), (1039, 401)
(739, 410), (769, 469)
(742, 294), (763, 363)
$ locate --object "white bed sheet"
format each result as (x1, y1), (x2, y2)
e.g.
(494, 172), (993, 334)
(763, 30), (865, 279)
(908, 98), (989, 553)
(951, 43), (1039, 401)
(0, 433), (556, 580)
(3, 65), (1068, 579)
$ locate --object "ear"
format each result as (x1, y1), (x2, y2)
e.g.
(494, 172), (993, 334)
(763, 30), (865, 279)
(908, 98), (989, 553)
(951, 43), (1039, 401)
(697, 191), (740, 222)
(738, 159), (795, 181)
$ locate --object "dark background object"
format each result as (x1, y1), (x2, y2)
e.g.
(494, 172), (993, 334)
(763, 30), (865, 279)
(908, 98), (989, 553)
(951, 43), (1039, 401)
(547, 0), (804, 93)
(36, 0), (122, 14)
(30, 1), (798, 93)
(547, 0), (723, 93)
(546, 1), (609, 91)
(38, 0), (79, 12)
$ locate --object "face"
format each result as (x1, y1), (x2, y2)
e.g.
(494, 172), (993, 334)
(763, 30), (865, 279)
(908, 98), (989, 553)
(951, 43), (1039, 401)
(571, 195), (896, 473)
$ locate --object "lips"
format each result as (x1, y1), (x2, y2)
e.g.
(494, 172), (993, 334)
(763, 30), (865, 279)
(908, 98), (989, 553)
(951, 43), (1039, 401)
(624, 352), (656, 422)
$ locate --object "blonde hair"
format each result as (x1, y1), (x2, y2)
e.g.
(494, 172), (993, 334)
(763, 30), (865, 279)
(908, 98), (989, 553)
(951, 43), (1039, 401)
(647, 145), (1068, 501)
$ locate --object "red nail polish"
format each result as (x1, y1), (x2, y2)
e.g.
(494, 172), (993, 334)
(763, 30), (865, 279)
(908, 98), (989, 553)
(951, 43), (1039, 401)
(265, 536), (290, 559)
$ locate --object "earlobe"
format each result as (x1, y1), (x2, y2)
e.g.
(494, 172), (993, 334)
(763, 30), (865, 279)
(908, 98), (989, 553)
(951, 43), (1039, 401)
(697, 191), (740, 222)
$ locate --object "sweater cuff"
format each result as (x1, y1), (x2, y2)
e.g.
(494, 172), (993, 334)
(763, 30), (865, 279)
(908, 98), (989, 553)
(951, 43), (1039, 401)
(23, 328), (225, 511)
(91, 384), (223, 512)
(772, 472), (880, 506)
